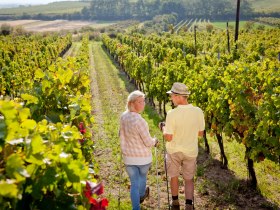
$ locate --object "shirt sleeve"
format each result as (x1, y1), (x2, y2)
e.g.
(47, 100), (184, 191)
(198, 109), (205, 131)
(164, 112), (174, 135)
(136, 118), (155, 147)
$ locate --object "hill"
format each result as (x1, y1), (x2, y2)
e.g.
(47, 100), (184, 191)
(0, 0), (279, 21)
(249, 0), (280, 13)
(0, 1), (90, 15)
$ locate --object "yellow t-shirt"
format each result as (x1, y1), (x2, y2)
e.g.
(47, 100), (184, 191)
(164, 104), (205, 157)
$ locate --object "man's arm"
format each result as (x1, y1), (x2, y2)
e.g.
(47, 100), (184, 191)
(166, 130), (204, 141)
(163, 131), (173, 142)
(159, 122), (173, 142)
(198, 130), (204, 138)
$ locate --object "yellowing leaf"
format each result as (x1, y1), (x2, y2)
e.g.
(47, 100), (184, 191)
(21, 119), (36, 130)
(31, 135), (45, 154)
(34, 69), (45, 79)
(0, 180), (19, 198)
(42, 79), (51, 92)
(58, 68), (73, 85)
(21, 94), (38, 105)
(25, 154), (44, 165)
(6, 154), (28, 181)
(19, 108), (31, 121)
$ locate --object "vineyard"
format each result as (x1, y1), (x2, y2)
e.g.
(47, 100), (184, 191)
(254, 17), (280, 27)
(101, 28), (280, 207)
(0, 34), (106, 209)
(0, 24), (280, 210)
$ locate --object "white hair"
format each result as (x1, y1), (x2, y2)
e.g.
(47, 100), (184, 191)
(126, 90), (145, 111)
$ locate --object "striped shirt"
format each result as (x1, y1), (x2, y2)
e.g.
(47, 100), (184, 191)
(119, 111), (156, 165)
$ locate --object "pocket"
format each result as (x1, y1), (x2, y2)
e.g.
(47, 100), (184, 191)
(166, 153), (172, 169)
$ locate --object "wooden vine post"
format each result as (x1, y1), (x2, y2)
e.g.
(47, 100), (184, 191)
(234, 0), (241, 49)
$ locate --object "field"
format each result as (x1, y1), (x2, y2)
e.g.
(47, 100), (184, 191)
(0, 1), (90, 15)
(0, 20), (116, 32)
(211, 20), (274, 29)
(249, 0), (280, 12)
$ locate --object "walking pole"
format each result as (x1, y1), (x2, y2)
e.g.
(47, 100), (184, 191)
(154, 145), (160, 209)
(193, 195), (195, 210)
(162, 134), (171, 210)
(118, 155), (123, 210)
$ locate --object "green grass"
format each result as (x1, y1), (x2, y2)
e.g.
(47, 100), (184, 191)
(89, 41), (169, 209)
(89, 41), (133, 209)
(62, 42), (81, 58)
(202, 134), (280, 207)
(0, 1), (90, 15)
(211, 20), (274, 29)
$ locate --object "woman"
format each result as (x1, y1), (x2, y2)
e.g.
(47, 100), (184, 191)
(119, 90), (158, 210)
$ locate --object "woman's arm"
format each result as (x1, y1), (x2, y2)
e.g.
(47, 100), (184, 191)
(137, 119), (156, 147)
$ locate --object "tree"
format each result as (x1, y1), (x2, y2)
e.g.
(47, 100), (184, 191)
(117, 0), (131, 19)
(240, 0), (253, 19)
(160, 1), (186, 20)
(1, 24), (12, 35)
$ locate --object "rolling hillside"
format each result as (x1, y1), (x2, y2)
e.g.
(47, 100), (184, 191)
(0, 1), (90, 15)
(248, 0), (280, 13)
(1, 0), (280, 17)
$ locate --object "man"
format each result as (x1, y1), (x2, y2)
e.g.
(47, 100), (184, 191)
(159, 82), (205, 210)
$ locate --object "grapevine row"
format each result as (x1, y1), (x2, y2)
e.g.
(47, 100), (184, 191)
(0, 35), (99, 209)
(102, 31), (279, 187)
(0, 34), (72, 97)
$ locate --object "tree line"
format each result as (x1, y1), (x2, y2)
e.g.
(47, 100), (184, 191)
(80, 0), (280, 21)
(0, 0), (279, 22)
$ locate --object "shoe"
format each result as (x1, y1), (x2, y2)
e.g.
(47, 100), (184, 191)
(185, 204), (193, 210)
(140, 187), (149, 203)
(171, 199), (180, 210)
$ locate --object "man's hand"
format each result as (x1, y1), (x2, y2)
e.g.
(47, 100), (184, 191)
(158, 122), (165, 131)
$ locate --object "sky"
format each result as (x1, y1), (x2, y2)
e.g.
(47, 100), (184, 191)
(0, 0), (76, 5)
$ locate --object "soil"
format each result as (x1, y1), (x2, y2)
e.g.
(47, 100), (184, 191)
(0, 20), (116, 32)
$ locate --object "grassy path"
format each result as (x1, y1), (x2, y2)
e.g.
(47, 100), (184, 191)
(89, 41), (172, 209)
(88, 41), (280, 210)
(63, 42), (81, 58)
(89, 41), (133, 209)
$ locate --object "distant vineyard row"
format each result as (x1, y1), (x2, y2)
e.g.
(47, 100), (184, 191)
(255, 17), (280, 27)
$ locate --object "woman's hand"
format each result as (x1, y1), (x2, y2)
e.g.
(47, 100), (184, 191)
(154, 139), (160, 147)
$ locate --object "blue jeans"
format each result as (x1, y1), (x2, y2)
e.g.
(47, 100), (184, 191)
(125, 163), (151, 210)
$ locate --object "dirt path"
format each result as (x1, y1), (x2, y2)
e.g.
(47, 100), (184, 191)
(88, 41), (279, 210)
(89, 42), (106, 141)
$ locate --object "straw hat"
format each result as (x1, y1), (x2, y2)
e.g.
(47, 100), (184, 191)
(166, 82), (190, 96)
